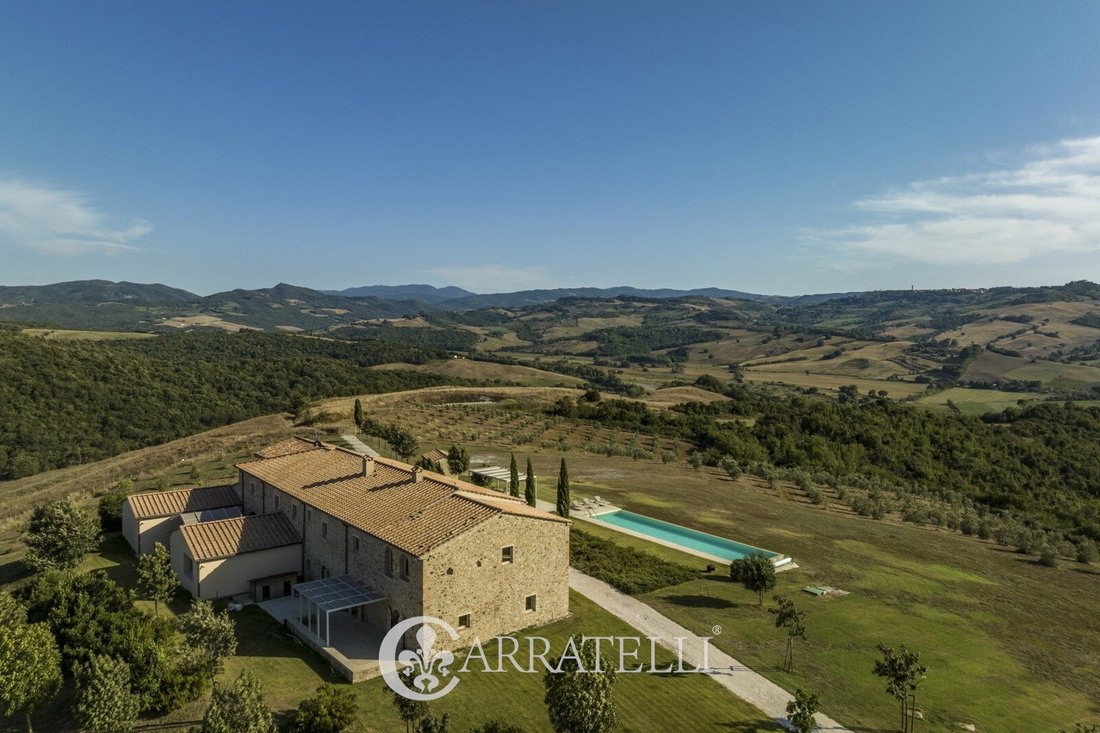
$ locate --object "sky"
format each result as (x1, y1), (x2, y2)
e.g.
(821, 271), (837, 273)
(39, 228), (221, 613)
(1, 1), (1099, 296)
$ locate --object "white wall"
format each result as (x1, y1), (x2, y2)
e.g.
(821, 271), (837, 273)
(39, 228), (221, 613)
(194, 544), (303, 600)
(122, 502), (139, 554)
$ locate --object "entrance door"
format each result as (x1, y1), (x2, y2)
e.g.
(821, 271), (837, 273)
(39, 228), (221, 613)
(261, 584), (271, 601)
(283, 580), (292, 596)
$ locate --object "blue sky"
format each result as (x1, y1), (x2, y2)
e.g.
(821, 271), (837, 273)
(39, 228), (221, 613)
(2, 1), (1099, 295)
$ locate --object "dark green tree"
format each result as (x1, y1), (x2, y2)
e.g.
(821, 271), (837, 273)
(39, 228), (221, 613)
(136, 542), (178, 617)
(447, 445), (470, 475)
(873, 643), (928, 733)
(179, 600), (237, 683)
(0, 594), (62, 733)
(543, 639), (617, 733)
(97, 479), (132, 532)
(556, 458), (570, 518)
(416, 714), (450, 733)
(198, 671), (273, 733)
(525, 457), (537, 507)
(24, 498), (100, 572)
(391, 668), (428, 733)
(785, 688), (820, 733)
(74, 654), (139, 733)
(509, 454), (520, 497)
(729, 552), (777, 606)
(770, 595), (806, 672)
(353, 398), (364, 429)
(289, 683), (357, 733)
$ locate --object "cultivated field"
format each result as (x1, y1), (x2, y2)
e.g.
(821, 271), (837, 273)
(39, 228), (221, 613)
(18, 328), (157, 340)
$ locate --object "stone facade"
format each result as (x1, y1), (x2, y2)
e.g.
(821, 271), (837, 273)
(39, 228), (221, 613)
(238, 465), (570, 650)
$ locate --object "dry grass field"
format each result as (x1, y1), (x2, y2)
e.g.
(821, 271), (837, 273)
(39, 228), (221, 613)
(18, 328), (157, 340)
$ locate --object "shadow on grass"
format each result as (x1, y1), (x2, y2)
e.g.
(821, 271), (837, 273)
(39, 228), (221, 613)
(716, 721), (784, 732)
(661, 594), (736, 609)
(0, 558), (31, 586)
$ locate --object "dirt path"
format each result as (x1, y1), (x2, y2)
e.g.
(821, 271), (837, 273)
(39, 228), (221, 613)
(569, 568), (851, 732)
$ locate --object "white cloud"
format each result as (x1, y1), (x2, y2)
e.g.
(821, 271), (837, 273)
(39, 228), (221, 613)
(425, 264), (553, 293)
(809, 136), (1100, 266)
(0, 177), (151, 256)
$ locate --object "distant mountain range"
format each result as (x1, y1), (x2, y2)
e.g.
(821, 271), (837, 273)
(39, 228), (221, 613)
(327, 284), (854, 310)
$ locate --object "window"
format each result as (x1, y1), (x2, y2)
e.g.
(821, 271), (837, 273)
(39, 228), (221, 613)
(501, 546), (514, 564)
(306, 508), (312, 524)
(274, 495), (280, 511)
(525, 594), (537, 612)
(321, 521), (328, 539)
(292, 505), (298, 520)
(353, 536), (360, 552)
(401, 556), (411, 580)
(384, 547), (394, 577)
(321, 564), (329, 579)
(458, 614), (471, 629)
(184, 556), (193, 579)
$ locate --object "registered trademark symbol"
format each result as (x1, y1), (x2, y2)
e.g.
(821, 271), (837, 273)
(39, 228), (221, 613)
(711, 624), (722, 635)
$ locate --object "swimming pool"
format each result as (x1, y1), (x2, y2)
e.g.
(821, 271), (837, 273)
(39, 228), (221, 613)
(588, 509), (781, 564)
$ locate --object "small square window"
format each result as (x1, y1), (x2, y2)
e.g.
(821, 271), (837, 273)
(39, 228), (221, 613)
(525, 594), (537, 612)
(321, 521), (328, 539)
(353, 536), (360, 552)
(501, 546), (514, 564)
(458, 613), (471, 629)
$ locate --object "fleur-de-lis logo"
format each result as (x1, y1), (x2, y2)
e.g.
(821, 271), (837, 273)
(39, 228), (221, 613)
(398, 624), (455, 693)
(380, 616), (462, 701)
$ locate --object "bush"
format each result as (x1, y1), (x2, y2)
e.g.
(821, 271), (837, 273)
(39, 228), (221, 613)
(289, 683), (358, 733)
(1038, 544), (1060, 567)
(98, 490), (128, 533)
(150, 658), (208, 714)
(570, 530), (697, 594)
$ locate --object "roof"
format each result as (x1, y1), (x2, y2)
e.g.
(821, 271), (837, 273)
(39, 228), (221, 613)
(470, 466), (527, 482)
(421, 449), (448, 463)
(237, 443), (568, 557)
(180, 512), (301, 562)
(255, 436), (333, 459)
(295, 575), (387, 612)
(126, 485), (241, 520)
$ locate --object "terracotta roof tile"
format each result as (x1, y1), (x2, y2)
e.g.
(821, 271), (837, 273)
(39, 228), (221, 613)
(236, 446), (566, 556)
(127, 485), (240, 520)
(254, 436), (332, 459)
(181, 512), (301, 562)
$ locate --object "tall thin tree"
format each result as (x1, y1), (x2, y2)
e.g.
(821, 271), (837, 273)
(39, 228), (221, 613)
(770, 595), (807, 673)
(556, 459), (570, 518)
(509, 454), (520, 497)
(525, 457), (537, 507)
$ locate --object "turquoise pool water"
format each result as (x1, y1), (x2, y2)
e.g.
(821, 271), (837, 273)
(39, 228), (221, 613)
(589, 510), (778, 562)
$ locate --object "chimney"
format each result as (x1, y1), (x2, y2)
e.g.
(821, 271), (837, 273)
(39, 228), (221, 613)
(362, 456), (374, 477)
(412, 466), (424, 483)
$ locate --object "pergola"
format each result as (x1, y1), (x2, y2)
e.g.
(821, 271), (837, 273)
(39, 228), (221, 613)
(469, 466), (527, 486)
(293, 575), (387, 646)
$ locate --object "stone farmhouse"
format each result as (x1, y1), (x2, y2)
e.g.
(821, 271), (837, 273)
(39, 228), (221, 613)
(122, 437), (571, 657)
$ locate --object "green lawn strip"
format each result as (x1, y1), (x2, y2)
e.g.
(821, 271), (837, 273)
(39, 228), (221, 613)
(642, 561), (1096, 733)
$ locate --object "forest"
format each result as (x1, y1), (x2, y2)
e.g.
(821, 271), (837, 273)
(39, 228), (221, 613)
(0, 332), (463, 480)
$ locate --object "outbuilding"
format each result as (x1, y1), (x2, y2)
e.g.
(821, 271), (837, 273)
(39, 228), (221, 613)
(122, 485), (241, 555)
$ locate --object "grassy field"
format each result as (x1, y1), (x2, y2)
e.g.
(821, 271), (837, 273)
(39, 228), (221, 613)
(915, 387), (1044, 415)
(19, 327), (157, 340)
(740, 370), (928, 398)
(370, 359), (587, 388)
(516, 453), (1100, 733)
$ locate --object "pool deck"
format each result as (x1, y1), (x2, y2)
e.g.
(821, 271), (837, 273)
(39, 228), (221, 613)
(543, 498), (795, 570)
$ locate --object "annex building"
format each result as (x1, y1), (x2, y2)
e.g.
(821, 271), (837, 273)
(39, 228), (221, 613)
(122, 436), (571, 665)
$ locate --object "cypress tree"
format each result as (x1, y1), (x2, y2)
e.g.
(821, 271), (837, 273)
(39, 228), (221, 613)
(509, 454), (520, 497)
(353, 398), (364, 429)
(525, 457), (537, 507)
(556, 458), (570, 517)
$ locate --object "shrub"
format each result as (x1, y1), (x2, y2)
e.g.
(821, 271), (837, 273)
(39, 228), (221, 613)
(570, 530), (696, 594)
(1038, 544), (1059, 567)
(290, 683), (357, 733)
(98, 490), (128, 533)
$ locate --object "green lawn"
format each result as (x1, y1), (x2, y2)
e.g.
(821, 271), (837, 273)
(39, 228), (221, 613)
(915, 386), (1042, 415)
(547, 456), (1100, 732)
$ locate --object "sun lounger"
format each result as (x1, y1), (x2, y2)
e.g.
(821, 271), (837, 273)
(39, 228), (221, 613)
(594, 496), (608, 505)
